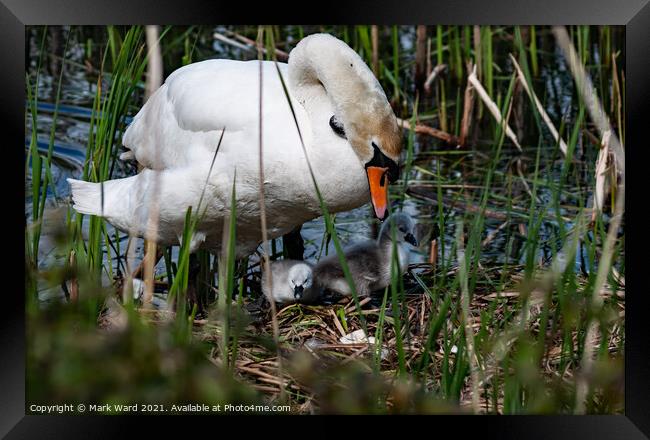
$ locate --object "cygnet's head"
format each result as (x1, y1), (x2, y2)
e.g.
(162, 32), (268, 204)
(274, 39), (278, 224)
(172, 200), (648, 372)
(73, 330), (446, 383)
(378, 212), (418, 246)
(288, 263), (314, 300)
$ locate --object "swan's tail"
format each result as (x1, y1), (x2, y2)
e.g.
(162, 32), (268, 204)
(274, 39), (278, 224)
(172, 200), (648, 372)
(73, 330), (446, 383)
(67, 178), (107, 217)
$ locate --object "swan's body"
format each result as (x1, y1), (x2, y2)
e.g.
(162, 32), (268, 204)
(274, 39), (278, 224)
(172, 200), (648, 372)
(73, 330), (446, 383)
(313, 213), (417, 297)
(261, 260), (317, 304)
(68, 34), (402, 257)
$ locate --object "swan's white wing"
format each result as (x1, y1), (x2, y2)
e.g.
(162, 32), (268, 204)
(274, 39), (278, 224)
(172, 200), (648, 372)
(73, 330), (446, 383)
(122, 59), (302, 170)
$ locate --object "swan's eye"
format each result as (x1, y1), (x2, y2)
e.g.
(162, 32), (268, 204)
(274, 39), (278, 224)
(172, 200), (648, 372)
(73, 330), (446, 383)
(329, 115), (347, 139)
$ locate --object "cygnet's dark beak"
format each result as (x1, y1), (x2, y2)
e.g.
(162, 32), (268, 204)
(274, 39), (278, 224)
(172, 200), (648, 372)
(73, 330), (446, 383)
(294, 285), (304, 300)
(405, 233), (418, 247)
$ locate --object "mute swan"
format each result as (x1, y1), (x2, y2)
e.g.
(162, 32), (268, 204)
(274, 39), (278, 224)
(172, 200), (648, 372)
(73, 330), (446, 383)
(313, 213), (417, 297)
(67, 33), (402, 257)
(261, 260), (316, 304)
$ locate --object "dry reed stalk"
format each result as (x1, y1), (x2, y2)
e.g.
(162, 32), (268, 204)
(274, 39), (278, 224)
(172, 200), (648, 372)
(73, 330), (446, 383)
(117, 27), (164, 309)
(226, 29), (289, 60)
(423, 64), (447, 94)
(396, 117), (459, 145)
(481, 221), (509, 247)
(414, 25), (428, 93)
(329, 309), (347, 337)
(255, 27), (284, 398)
(518, 223), (527, 236)
(144, 26), (163, 101)
(213, 32), (253, 52)
(473, 26), (482, 81)
(237, 364), (287, 383)
(419, 293), (430, 336)
(340, 346), (369, 365)
(426, 36), (432, 78)
(429, 238), (438, 268)
(467, 65), (522, 150)
(141, 239), (158, 305)
(214, 31), (289, 61)
(552, 27), (624, 174)
(552, 26), (625, 414)
(371, 25), (379, 76)
(593, 130), (613, 219)
(142, 26), (164, 306)
(508, 54), (568, 156)
(131, 248), (163, 280)
(459, 62), (476, 147)
(343, 296), (372, 313)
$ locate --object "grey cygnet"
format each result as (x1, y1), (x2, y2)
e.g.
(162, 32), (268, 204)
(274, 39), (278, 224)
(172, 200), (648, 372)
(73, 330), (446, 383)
(313, 212), (418, 298)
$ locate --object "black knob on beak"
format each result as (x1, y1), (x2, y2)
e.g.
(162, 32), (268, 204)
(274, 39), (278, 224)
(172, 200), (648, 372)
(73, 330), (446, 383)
(294, 285), (304, 299)
(405, 233), (418, 247)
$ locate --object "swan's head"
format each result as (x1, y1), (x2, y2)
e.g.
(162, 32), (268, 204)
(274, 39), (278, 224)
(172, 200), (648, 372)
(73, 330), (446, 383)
(288, 263), (314, 300)
(347, 105), (402, 221)
(288, 33), (403, 221)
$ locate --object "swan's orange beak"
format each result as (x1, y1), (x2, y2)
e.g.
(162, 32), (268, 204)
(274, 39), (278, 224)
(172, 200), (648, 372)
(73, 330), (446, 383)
(366, 166), (389, 220)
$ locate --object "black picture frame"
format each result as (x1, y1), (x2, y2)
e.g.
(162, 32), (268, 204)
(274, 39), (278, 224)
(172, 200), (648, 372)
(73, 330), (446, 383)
(4, 0), (649, 436)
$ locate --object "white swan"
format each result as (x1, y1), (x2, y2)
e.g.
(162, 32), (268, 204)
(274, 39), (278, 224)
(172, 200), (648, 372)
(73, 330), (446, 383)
(67, 33), (402, 257)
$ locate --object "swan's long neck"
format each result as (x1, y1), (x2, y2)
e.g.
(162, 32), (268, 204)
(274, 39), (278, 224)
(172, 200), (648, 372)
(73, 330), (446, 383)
(287, 34), (391, 137)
